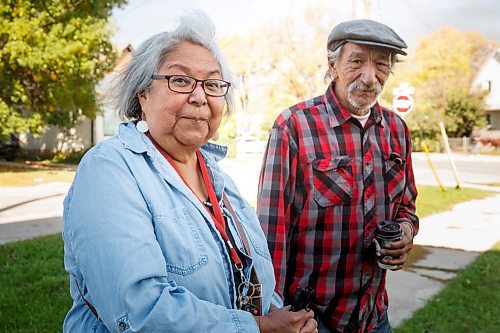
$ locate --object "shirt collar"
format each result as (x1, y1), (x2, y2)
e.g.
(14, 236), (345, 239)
(200, 141), (228, 162)
(323, 82), (384, 128)
(117, 122), (149, 153)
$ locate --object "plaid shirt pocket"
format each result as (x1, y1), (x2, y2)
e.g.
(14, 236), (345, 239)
(311, 156), (353, 207)
(384, 153), (406, 201)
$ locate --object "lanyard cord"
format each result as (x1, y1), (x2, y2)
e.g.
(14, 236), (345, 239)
(146, 132), (243, 268)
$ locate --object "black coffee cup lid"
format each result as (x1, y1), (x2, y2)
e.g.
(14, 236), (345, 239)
(376, 220), (401, 237)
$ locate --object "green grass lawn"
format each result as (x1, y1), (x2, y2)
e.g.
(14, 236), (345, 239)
(394, 242), (500, 333)
(0, 235), (70, 332)
(415, 185), (496, 218)
(0, 185), (497, 332)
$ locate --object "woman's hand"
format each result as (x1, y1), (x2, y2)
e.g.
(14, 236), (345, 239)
(300, 316), (318, 333)
(255, 305), (317, 333)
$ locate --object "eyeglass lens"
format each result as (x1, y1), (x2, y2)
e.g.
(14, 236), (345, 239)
(168, 75), (229, 96)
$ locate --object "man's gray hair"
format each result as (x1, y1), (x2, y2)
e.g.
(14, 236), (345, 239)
(324, 45), (398, 82)
(324, 46), (345, 82)
(113, 10), (235, 120)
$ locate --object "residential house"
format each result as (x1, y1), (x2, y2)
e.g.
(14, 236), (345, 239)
(472, 48), (500, 130)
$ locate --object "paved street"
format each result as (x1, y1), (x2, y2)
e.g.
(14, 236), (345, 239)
(0, 182), (69, 244)
(1, 152), (499, 327)
(412, 152), (500, 189)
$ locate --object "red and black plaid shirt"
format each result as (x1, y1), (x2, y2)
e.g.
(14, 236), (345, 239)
(257, 84), (418, 332)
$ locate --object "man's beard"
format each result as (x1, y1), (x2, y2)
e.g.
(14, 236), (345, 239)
(346, 80), (382, 111)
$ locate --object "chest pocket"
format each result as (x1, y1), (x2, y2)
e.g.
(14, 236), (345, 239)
(153, 207), (208, 276)
(311, 156), (353, 207)
(384, 153), (407, 201)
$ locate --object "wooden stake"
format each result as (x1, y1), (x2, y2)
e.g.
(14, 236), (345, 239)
(439, 121), (462, 189)
(422, 141), (446, 192)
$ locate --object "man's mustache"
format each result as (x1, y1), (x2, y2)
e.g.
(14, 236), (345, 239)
(348, 81), (382, 95)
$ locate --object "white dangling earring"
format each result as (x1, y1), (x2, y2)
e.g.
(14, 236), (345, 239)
(136, 112), (149, 133)
(136, 120), (149, 133)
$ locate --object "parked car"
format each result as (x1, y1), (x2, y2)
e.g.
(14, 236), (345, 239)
(0, 134), (20, 161)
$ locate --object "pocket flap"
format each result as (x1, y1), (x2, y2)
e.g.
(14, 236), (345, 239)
(313, 155), (352, 172)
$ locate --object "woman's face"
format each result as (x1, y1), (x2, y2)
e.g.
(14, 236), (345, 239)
(139, 40), (226, 150)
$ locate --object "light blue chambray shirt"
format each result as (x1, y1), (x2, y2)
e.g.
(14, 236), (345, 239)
(62, 122), (281, 333)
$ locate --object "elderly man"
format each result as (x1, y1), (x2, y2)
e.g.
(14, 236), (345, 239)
(257, 19), (419, 333)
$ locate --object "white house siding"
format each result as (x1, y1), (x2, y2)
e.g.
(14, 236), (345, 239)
(21, 117), (92, 155)
(472, 49), (500, 130)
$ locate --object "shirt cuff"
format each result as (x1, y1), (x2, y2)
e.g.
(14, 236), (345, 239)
(229, 309), (260, 333)
(271, 292), (284, 309)
(400, 221), (414, 239)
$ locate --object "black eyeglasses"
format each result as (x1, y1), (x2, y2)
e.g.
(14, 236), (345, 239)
(151, 74), (231, 97)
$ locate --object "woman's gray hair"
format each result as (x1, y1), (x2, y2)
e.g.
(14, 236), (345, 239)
(113, 10), (235, 120)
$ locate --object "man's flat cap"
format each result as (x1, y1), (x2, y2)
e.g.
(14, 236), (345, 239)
(327, 19), (407, 55)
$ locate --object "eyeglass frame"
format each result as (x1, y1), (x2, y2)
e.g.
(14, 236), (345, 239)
(151, 74), (231, 97)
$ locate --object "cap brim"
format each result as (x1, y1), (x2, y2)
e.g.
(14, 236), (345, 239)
(345, 39), (407, 55)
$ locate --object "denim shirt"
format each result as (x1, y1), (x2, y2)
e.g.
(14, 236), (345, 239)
(62, 122), (280, 333)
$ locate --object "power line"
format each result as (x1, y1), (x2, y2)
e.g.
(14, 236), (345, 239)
(402, 0), (434, 32)
(221, 0), (255, 37)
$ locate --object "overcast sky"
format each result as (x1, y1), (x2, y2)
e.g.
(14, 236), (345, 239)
(110, 0), (500, 50)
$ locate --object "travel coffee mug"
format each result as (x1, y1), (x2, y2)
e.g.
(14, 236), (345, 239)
(374, 220), (403, 269)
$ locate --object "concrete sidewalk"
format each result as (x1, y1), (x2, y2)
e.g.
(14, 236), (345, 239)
(0, 183), (68, 244)
(0, 182), (69, 223)
(1, 182), (499, 327)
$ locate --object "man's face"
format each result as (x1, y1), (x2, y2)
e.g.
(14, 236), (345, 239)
(330, 42), (392, 114)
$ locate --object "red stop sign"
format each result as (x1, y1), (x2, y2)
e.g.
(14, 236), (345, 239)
(393, 95), (414, 113)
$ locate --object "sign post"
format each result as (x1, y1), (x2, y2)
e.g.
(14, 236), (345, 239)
(392, 82), (415, 118)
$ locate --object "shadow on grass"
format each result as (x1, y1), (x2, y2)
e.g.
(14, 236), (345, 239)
(403, 244), (432, 268)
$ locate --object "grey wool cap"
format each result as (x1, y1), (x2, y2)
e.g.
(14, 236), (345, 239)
(327, 19), (407, 55)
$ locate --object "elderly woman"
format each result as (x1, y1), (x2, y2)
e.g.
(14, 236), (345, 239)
(62, 11), (316, 333)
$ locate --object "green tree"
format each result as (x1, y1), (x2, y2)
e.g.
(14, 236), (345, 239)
(444, 90), (487, 137)
(380, 28), (497, 148)
(220, 3), (336, 138)
(0, 0), (126, 139)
